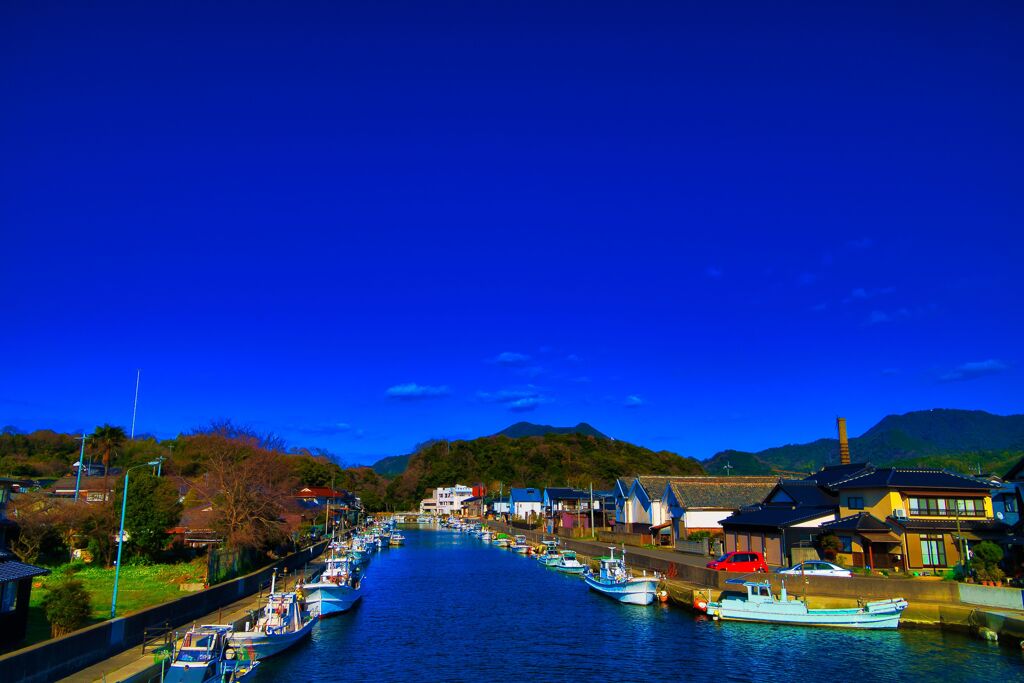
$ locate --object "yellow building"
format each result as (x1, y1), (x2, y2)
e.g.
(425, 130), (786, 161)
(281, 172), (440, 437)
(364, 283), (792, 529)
(821, 468), (994, 571)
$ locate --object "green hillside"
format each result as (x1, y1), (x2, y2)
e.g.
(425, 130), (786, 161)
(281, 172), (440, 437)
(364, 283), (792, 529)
(370, 454), (411, 477)
(384, 432), (703, 509)
(704, 409), (1024, 475)
(494, 421), (609, 439)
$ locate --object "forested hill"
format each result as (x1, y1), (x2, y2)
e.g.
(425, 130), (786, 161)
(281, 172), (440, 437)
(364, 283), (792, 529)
(383, 432), (704, 509)
(493, 422), (609, 439)
(703, 409), (1024, 476)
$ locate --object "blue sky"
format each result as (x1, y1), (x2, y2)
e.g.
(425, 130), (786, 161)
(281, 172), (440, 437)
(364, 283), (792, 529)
(1, 1), (1021, 465)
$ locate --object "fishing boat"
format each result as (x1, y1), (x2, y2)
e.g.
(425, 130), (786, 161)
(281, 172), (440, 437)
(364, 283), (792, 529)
(705, 579), (908, 629)
(226, 577), (318, 659)
(554, 550), (586, 574)
(583, 547), (659, 605)
(492, 533), (511, 548)
(511, 534), (532, 554)
(390, 531), (406, 546)
(302, 553), (362, 617)
(164, 625), (258, 682)
(536, 540), (562, 566)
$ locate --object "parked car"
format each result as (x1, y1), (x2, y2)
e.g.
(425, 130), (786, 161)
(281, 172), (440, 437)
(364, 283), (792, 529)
(706, 551), (769, 572)
(776, 561), (852, 577)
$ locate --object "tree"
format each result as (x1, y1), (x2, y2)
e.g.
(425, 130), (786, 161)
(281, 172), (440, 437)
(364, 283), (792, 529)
(8, 492), (61, 564)
(79, 501), (119, 567)
(92, 424), (127, 493)
(817, 533), (844, 561)
(182, 433), (296, 551)
(41, 570), (92, 637)
(116, 471), (183, 560)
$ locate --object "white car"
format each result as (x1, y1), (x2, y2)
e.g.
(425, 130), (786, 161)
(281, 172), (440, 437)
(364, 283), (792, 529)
(776, 561), (852, 577)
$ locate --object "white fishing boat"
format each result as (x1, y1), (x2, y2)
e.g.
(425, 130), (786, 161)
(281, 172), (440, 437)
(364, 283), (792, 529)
(583, 547), (658, 605)
(536, 539), (562, 566)
(164, 625), (258, 683)
(390, 531), (406, 546)
(511, 534), (532, 554)
(226, 576), (318, 659)
(302, 552), (362, 617)
(705, 579), (908, 629)
(555, 550), (586, 574)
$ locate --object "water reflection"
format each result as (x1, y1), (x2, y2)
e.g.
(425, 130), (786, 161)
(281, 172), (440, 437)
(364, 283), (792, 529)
(253, 528), (1023, 683)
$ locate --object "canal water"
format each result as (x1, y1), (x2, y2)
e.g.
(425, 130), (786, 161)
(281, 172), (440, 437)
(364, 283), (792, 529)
(253, 528), (1023, 682)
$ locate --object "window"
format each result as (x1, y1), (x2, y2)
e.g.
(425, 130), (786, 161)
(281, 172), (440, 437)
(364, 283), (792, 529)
(839, 536), (853, 552)
(920, 535), (947, 567)
(1, 581), (17, 613)
(847, 496), (864, 510)
(909, 497), (985, 517)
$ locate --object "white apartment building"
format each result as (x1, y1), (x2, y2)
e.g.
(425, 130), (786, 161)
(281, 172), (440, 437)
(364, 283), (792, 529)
(420, 484), (473, 515)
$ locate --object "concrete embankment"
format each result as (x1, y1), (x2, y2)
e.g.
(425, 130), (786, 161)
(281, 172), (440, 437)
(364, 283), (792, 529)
(486, 521), (1024, 644)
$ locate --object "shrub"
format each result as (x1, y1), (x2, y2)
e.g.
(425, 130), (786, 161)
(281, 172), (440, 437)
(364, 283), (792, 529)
(41, 570), (92, 637)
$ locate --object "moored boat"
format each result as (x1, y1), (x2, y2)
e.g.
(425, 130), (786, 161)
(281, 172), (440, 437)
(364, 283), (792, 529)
(554, 550), (586, 574)
(583, 547), (658, 605)
(537, 539), (562, 566)
(302, 552), (362, 617)
(226, 583), (318, 659)
(164, 625), (258, 683)
(511, 534), (532, 554)
(390, 531), (406, 546)
(706, 579), (908, 629)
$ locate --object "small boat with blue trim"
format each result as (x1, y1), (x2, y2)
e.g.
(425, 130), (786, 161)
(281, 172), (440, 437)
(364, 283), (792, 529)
(705, 579), (908, 629)
(536, 539), (562, 566)
(555, 550), (586, 574)
(302, 552), (362, 617)
(226, 576), (318, 659)
(164, 625), (258, 682)
(583, 547), (658, 605)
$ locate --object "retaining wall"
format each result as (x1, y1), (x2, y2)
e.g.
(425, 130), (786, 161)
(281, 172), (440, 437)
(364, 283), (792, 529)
(958, 583), (1024, 610)
(0, 542), (326, 683)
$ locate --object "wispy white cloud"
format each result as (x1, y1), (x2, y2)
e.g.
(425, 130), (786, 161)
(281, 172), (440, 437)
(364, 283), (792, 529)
(939, 359), (1009, 383)
(490, 351), (531, 366)
(706, 266), (723, 279)
(810, 302), (828, 313)
(865, 308), (910, 326)
(477, 388), (540, 403)
(386, 383), (451, 400)
(508, 397), (546, 412)
(625, 395), (645, 408)
(567, 353), (582, 363)
(798, 273), (817, 286)
(848, 237), (874, 249)
(844, 286), (895, 304)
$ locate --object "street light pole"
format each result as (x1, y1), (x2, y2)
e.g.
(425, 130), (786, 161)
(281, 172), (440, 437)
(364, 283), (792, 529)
(74, 433), (88, 502)
(110, 458), (164, 619)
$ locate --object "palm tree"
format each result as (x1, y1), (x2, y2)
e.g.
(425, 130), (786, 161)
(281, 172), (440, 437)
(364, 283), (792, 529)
(92, 424), (127, 498)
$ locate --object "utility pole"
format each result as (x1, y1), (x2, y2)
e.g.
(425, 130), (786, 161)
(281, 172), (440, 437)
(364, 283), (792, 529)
(74, 433), (88, 501)
(130, 369), (141, 439)
(723, 461), (734, 476)
(589, 483), (595, 539)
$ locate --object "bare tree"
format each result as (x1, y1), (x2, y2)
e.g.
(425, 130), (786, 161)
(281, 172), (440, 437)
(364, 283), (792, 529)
(182, 434), (296, 551)
(9, 492), (60, 563)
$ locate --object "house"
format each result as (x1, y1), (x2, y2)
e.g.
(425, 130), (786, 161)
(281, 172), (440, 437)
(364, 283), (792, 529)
(420, 485), (474, 516)
(490, 496), (510, 517)
(50, 475), (114, 502)
(168, 504), (223, 548)
(459, 496), (483, 518)
(995, 457), (1024, 576)
(0, 478), (50, 647)
(720, 477), (842, 566)
(509, 488), (543, 520)
(613, 478), (631, 528)
(661, 476), (777, 543)
(618, 476), (697, 534)
(826, 467), (997, 572)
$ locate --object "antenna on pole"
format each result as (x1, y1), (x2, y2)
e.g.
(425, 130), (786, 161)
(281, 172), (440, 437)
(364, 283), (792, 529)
(723, 461), (734, 476)
(74, 433), (89, 501)
(130, 369), (141, 439)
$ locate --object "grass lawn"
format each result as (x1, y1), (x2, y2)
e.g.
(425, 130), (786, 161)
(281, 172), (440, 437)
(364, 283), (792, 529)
(21, 559), (208, 649)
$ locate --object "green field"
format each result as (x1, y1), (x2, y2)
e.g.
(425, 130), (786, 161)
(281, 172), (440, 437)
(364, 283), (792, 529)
(21, 560), (207, 648)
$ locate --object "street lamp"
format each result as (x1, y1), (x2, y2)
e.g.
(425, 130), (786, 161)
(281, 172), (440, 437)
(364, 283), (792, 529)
(110, 458), (164, 619)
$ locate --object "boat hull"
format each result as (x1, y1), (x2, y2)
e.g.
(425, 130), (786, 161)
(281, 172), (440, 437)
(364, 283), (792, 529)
(304, 584), (362, 616)
(226, 616), (318, 659)
(709, 598), (908, 629)
(584, 576), (658, 605)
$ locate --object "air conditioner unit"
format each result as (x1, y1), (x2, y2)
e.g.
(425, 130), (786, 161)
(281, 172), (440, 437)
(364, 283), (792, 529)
(893, 509), (907, 519)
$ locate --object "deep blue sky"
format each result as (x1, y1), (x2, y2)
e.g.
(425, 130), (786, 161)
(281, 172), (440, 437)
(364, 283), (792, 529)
(2, 1), (1021, 465)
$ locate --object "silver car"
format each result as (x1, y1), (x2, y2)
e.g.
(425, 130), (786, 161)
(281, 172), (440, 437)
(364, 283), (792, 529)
(777, 560), (852, 577)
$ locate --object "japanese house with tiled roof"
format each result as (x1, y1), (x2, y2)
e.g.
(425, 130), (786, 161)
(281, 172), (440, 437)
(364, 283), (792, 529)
(661, 476), (777, 543)
(0, 478), (50, 647)
(824, 467), (995, 572)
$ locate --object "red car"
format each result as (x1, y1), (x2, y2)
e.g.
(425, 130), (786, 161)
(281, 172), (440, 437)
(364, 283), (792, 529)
(706, 551), (769, 572)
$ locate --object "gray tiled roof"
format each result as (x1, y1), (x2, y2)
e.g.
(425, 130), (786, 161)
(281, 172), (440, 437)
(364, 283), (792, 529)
(668, 477), (777, 510)
(832, 468), (992, 491)
(0, 558), (50, 582)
